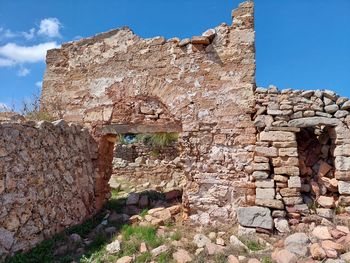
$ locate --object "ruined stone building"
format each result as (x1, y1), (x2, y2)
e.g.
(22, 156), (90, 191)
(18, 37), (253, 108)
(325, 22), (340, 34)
(1, 0), (350, 258)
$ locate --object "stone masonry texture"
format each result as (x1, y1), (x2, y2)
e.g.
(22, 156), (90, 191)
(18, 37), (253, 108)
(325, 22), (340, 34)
(2, 0), (350, 259)
(0, 120), (98, 259)
(41, 1), (256, 225)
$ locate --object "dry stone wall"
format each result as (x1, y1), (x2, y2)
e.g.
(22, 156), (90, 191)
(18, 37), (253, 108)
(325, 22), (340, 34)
(0, 120), (98, 259)
(238, 86), (350, 231)
(41, 1), (257, 225)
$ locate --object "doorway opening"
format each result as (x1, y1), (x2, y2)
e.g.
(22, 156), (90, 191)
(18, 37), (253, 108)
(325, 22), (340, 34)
(297, 126), (338, 216)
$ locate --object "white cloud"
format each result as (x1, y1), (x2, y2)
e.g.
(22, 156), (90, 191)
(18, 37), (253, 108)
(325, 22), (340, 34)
(0, 42), (60, 67)
(0, 27), (17, 40)
(0, 58), (15, 66)
(18, 67), (30, 77)
(35, 81), (42, 87)
(0, 102), (10, 111)
(38, 18), (61, 38)
(22, 28), (36, 40)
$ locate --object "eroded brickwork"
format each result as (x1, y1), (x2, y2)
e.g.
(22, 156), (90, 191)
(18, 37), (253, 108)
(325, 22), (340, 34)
(41, 1), (257, 224)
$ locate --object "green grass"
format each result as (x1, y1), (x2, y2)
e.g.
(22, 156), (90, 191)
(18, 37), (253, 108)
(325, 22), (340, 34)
(243, 240), (264, 251)
(135, 252), (152, 263)
(140, 209), (149, 218)
(214, 253), (226, 263)
(170, 231), (182, 241)
(121, 225), (163, 249)
(157, 251), (173, 263)
(5, 239), (55, 263)
(136, 132), (178, 148)
(262, 257), (272, 263)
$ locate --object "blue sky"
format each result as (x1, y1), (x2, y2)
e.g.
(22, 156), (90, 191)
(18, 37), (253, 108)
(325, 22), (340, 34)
(0, 0), (349, 111)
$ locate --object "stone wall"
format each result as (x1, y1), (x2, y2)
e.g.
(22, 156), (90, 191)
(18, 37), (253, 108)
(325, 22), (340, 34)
(0, 120), (98, 259)
(237, 86), (350, 231)
(41, 1), (257, 225)
(110, 135), (185, 194)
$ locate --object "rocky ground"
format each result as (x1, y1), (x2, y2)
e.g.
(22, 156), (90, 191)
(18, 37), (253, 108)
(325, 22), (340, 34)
(6, 185), (350, 263)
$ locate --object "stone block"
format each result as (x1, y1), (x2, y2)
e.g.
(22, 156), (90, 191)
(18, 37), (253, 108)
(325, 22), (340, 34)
(272, 210), (286, 218)
(255, 199), (284, 209)
(338, 181), (350, 195)
(335, 171), (350, 181)
(252, 162), (270, 171)
(254, 115), (273, 128)
(289, 117), (341, 127)
(316, 208), (334, 219)
(288, 176), (301, 188)
(334, 145), (350, 157)
(279, 148), (298, 157)
(317, 196), (335, 208)
(260, 131), (296, 142)
(283, 197), (303, 205)
(334, 110), (349, 118)
(324, 104), (339, 114)
(252, 171), (269, 180)
(254, 156), (269, 163)
(274, 166), (300, 176)
(272, 141), (298, 148)
(272, 157), (299, 167)
(335, 157), (350, 171)
(273, 174), (288, 182)
(338, 196), (350, 206)
(255, 180), (274, 188)
(255, 146), (278, 157)
(256, 188), (275, 199)
(236, 206), (273, 230)
(279, 188), (300, 197)
(318, 161), (333, 177)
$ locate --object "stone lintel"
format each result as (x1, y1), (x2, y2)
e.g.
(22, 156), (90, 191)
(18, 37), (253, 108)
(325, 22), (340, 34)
(102, 123), (182, 135)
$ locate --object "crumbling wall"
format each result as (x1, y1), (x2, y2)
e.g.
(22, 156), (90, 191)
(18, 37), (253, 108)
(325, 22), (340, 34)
(238, 87), (350, 231)
(41, 1), (256, 224)
(0, 120), (98, 259)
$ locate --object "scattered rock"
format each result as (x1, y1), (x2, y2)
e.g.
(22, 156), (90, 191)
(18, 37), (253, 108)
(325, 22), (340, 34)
(106, 240), (121, 254)
(272, 249), (298, 263)
(310, 243), (327, 260)
(151, 245), (168, 256)
(274, 218), (290, 233)
(172, 249), (192, 263)
(284, 232), (310, 256)
(205, 242), (225, 255)
(236, 206), (273, 230)
(227, 255), (240, 263)
(126, 192), (140, 205)
(312, 226), (332, 240)
(193, 234), (211, 248)
(229, 235), (248, 251)
(140, 242), (147, 253)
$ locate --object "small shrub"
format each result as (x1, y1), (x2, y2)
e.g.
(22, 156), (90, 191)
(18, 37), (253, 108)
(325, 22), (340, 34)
(142, 132), (179, 148)
(170, 231), (182, 241)
(244, 240), (264, 251)
(119, 237), (140, 257)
